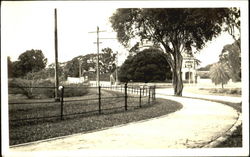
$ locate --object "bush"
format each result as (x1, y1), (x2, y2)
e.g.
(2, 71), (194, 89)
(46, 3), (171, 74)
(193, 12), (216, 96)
(8, 79), (89, 99)
(208, 88), (241, 95)
(63, 84), (89, 97)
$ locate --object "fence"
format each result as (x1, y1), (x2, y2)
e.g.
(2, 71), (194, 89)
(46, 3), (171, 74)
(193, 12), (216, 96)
(8, 84), (156, 122)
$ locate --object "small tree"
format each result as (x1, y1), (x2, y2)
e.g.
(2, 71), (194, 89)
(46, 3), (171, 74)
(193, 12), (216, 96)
(209, 63), (230, 88)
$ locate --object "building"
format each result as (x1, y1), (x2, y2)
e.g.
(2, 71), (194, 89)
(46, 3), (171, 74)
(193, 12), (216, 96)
(181, 53), (197, 83)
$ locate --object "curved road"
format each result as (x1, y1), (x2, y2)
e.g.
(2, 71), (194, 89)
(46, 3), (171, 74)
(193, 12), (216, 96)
(9, 88), (240, 151)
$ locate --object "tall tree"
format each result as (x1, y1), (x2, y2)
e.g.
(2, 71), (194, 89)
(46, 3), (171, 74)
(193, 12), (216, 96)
(209, 63), (230, 88)
(110, 8), (236, 96)
(17, 49), (47, 76)
(219, 39), (241, 82)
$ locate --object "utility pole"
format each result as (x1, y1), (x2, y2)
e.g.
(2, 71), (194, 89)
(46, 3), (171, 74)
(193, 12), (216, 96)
(54, 8), (59, 101)
(115, 51), (118, 84)
(89, 27), (117, 86)
(89, 26), (106, 87)
(79, 59), (82, 78)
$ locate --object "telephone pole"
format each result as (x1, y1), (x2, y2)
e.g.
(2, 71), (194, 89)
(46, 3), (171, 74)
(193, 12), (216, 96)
(115, 51), (119, 84)
(89, 27), (117, 86)
(54, 8), (59, 101)
(89, 26), (106, 87)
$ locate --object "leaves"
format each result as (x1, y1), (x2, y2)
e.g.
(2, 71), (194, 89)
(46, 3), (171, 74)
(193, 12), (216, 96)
(118, 48), (172, 82)
(209, 63), (230, 88)
(219, 39), (241, 82)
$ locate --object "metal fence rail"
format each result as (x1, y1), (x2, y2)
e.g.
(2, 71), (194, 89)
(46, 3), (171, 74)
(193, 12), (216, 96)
(8, 83), (156, 122)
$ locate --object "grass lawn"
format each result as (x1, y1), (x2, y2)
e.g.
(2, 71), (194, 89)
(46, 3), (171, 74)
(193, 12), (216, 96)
(9, 89), (182, 146)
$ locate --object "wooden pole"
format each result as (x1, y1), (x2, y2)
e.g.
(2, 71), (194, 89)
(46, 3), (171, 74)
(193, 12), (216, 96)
(54, 8), (59, 101)
(96, 26), (100, 87)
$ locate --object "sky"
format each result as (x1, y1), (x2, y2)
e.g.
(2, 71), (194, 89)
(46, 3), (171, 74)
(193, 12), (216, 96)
(1, 1), (240, 67)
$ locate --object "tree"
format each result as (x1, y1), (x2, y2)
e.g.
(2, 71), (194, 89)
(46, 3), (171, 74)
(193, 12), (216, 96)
(64, 49), (116, 78)
(219, 39), (241, 82)
(100, 47), (117, 74)
(118, 48), (172, 83)
(209, 63), (230, 88)
(110, 8), (236, 96)
(15, 49), (47, 77)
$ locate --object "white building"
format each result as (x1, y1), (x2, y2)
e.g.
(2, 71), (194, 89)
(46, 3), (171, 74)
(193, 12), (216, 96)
(181, 53), (197, 83)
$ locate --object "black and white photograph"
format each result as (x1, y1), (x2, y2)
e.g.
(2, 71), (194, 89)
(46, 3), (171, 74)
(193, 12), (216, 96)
(1, 0), (249, 156)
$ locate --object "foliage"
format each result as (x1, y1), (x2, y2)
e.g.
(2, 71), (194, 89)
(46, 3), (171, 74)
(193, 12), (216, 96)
(223, 8), (240, 41)
(110, 8), (236, 96)
(100, 47), (117, 74)
(118, 48), (172, 82)
(63, 84), (89, 97)
(209, 63), (230, 88)
(209, 88), (241, 95)
(11, 49), (47, 77)
(9, 78), (55, 99)
(8, 79), (89, 99)
(64, 48), (116, 78)
(219, 39), (241, 82)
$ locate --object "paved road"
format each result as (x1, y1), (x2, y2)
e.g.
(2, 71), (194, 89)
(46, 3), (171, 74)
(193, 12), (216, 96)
(9, 88), (240, 153)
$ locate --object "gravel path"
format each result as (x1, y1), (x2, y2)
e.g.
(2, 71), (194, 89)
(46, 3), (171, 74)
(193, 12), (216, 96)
(9, 88), (239, 152)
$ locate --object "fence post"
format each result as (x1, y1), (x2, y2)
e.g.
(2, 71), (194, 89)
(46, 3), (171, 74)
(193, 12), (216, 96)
(148, 86), (151, 105)
(139, 87), (142, 108)
(98, 86), (101, 114)
(153, 85), (156, 101)
(59, 86), (64, 120)
(125, 83), (127, 111)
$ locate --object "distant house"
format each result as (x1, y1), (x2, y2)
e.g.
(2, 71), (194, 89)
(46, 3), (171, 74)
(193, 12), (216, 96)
(181, 53), (198, 83)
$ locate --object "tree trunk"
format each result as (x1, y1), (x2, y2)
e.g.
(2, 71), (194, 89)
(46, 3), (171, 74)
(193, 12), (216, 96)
(162, 42), (183, 96)
(173, 53), (183, 96)
(222, 83), (224, 89)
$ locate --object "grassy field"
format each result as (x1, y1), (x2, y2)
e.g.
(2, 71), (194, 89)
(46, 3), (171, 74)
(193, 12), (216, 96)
(9, 89), (182, 145)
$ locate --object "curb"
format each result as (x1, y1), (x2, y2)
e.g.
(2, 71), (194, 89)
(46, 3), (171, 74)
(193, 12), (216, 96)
(202, 112), (242, 148)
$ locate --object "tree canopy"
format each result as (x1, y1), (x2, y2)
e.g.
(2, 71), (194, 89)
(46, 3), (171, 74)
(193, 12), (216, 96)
(118, 48), (172, 83)
(219, 39), (241, 82)
(8, 49), (47, 78)
(110, 8), (237, 95)
(64, 47), (116, 77)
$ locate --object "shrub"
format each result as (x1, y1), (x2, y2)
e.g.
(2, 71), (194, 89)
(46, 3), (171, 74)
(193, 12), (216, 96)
(8, 79), (89, 99)
(63, 84), (89, 97)
(208, 88), (241, 95)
